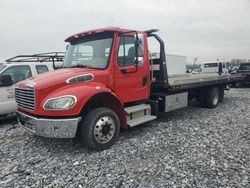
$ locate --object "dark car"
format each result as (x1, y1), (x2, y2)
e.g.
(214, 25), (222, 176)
(236, 63), (250, 86)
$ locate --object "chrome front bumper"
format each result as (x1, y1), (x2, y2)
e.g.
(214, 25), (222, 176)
(17, 111), (81, 138)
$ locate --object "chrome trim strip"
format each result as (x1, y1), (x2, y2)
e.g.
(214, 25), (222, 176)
(15, 99), (35, 106)
(66, 73), (94, 84)
(18, 111), (81, 122)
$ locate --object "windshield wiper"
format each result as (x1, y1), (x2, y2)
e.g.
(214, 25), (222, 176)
(70, 64), (89, 68)
(68, 64), (103, 70)
(69, 64), (93, 69)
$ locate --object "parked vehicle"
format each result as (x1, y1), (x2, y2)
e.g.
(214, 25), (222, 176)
(200, 61), (229, 74)
(228, 66), (239, 74)
(234, 63), (250, 86)
(0, 52), (64, 116)
(15, 27), (244, 150)
(191, 68), (201, 74)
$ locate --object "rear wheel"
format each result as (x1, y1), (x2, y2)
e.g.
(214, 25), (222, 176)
(206, 87), (220, 108)
(80, 107), (120, 151)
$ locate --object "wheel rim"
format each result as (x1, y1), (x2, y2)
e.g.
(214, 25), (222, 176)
(211, 89), (219, 105)
(93, 116), (115, 144)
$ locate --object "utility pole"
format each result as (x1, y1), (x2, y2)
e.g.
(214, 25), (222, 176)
(194, 57), (198, 65)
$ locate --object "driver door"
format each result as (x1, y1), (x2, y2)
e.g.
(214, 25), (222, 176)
(114, 35), (149, 104)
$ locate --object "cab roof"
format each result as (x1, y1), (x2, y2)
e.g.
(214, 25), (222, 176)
(65, 27), (140, 43)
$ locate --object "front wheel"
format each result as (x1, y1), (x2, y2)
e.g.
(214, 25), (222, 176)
(80, 107), (120, 151)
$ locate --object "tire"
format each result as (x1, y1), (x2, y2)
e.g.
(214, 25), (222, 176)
(206, 87), (220, 108)
(80, 107), (120, 151)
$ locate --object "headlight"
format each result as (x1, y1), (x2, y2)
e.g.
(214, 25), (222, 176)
(44, 95), (77, 110)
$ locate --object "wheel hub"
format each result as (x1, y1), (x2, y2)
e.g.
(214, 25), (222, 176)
(102, 124), (111, 135)
(212, 89), (219, 105)
(93, 116), (115, 144)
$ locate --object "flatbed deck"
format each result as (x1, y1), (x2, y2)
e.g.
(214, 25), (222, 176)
(152, 73), (245, 92)
(168, 73), (242, 86)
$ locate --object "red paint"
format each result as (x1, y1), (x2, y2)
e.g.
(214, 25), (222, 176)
(16, 27), (151, 128)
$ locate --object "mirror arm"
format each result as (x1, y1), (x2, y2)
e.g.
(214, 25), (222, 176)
(134, 31), (139, 66)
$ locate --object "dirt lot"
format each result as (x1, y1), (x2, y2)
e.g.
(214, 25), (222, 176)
(0, 88), (249, 187)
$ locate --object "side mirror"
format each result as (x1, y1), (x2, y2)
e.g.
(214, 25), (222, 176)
(137, 57), (144, 67)
(0, 74), (13, 87)
(134, 33), (144, 66)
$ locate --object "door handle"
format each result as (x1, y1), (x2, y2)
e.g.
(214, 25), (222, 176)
(121, 69), (127, 74)
(142, 75), (148, 86)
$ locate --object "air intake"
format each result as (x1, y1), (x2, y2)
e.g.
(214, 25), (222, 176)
(66, 74), (94, 84)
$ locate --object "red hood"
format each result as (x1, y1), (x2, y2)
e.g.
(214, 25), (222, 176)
(15, 68), (111, 116)
(17, 68), (108, 90)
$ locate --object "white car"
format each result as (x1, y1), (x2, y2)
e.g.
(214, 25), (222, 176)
(0, 52), (64, 116)
(199, 61), (229, 74)
(0, 62), (55, 116)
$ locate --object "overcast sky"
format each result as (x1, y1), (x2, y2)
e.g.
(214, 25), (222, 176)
(0, 0), (249, 63)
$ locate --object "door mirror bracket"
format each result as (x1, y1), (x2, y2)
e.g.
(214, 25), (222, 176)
(134, 33), (144, 66)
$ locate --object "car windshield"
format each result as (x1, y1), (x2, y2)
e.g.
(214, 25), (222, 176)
(64, 34), (113, 69)
(238, 64), (250, 71)
(0, 65), (7, 72)
(204, 63), (218, 68)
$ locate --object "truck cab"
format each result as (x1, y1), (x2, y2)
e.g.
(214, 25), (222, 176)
(63, 29), (151, 103)
(15, 28), (155, 149)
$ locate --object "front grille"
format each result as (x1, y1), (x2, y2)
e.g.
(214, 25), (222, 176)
(15, 88), (35, 110)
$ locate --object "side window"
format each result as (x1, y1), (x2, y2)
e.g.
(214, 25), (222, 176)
(204, 63), (218, 68)
(36, 65), (49, 74)
(1, 65), (32, 84)
(118, 36), (135, 67)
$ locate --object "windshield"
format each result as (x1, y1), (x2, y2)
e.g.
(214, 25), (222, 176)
(238, 64), (250, 71)
(204, 63), (218, 68)
(0, 65), (7, 72)
(64, 35), (113, 69)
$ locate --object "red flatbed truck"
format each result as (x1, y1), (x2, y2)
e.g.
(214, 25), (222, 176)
(15, 27), (244, 150)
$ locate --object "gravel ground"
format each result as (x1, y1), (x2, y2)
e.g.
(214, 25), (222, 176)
(0, 88), (249, 188)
